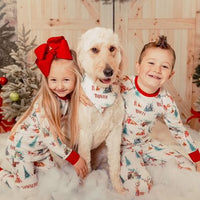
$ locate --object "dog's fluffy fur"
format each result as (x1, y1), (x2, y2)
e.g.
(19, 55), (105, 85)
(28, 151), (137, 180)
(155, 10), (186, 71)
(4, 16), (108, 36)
(77, 27), (125, 192)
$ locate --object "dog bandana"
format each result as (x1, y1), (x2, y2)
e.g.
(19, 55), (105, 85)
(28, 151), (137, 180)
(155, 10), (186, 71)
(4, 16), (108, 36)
(81, 74), (118, 113)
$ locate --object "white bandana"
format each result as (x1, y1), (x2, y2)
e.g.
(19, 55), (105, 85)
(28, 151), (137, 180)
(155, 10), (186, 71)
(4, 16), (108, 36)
(81, 74), (117, 113)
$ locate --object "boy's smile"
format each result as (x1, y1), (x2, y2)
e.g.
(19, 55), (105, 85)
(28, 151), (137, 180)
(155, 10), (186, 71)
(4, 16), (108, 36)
(136, 48), (175, 94)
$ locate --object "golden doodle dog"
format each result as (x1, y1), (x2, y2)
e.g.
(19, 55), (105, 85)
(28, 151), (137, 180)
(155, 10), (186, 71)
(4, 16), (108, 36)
(77, 27), (125, 192)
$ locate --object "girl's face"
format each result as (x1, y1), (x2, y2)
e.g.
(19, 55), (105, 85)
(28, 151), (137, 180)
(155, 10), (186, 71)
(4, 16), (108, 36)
(136, 48), (175, 94)
(47, 59), (76, 97)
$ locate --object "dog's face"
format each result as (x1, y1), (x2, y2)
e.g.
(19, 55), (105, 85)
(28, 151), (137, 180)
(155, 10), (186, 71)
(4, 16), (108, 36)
(77, 27), (124, 88)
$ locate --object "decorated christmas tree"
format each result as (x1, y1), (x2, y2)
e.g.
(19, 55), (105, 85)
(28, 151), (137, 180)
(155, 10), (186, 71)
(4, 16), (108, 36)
(187, 55), (200, 125)
(0, 26), (41, 123)
(0, 1), (17, 76)
(193, 56), (200, 111)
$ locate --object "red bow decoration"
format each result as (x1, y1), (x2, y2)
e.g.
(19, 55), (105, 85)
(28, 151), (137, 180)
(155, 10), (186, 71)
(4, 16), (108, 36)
(34, 36), (72, 77)
(186, 108), (200, 123)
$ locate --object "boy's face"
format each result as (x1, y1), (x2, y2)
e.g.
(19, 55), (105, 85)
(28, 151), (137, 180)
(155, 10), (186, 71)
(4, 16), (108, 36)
(47, 59), (76, 97)
(136, 48), (174, 93)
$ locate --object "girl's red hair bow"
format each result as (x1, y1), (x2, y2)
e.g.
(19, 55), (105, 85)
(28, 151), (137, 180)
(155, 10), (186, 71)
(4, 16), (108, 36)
(34, 36), (72, 77)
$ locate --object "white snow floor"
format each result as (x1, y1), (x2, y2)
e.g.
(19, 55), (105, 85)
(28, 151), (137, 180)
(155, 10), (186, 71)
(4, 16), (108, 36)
(0, 120), (200, 200)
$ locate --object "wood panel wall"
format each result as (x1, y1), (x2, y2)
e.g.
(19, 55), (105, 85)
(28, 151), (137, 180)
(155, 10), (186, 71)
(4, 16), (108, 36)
(17, 0), (113, 49)
(17, 0), (200, 130)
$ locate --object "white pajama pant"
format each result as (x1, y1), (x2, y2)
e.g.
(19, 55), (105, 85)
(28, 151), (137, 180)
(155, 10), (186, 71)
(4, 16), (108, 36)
(0, 154), (55, 191)
(120, 139), (195, 196)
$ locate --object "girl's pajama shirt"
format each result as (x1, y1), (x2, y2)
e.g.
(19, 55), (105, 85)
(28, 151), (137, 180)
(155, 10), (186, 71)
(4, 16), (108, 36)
(120, 75), (200, 196)
(0, 96), (79, 191)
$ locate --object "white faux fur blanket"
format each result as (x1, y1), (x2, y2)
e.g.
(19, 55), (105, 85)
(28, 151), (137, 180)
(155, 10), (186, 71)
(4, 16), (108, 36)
(0, 121), (200, 200)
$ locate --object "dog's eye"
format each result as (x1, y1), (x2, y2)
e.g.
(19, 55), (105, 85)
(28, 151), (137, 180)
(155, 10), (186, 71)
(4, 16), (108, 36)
(91, 47), (99, 54)
(109, 46), (116, 52)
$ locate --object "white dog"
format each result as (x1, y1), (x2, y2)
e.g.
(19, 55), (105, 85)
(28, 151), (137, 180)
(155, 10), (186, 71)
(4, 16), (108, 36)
(77, 27), (125, 192)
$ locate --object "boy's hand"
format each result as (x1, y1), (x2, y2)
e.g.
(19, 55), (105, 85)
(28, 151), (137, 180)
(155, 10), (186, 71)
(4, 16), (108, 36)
(73, 156), (88, 178)
(79, 87), (93, 106)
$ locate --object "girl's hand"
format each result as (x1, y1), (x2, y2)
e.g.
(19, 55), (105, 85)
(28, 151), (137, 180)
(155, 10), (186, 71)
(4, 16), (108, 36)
(79, 87), (93, 106)
(196, 161), (200, 172)
(73, 156), (88, 178)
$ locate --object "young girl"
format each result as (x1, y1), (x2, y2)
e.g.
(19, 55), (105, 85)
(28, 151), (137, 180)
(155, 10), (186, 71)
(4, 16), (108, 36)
(120, 35), (200, 196)
(0, 36), (88, 192)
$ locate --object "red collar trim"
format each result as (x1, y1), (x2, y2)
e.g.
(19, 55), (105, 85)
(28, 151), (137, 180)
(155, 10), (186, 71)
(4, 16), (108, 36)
(135, 76), (160, 97)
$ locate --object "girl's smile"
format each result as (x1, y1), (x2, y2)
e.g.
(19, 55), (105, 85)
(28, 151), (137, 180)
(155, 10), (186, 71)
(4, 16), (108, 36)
(47, 59), (76, 98)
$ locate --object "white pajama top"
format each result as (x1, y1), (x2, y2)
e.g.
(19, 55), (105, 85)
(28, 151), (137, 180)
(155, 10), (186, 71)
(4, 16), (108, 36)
(6, 96), (79, 165)
(121, 75), (200, 163)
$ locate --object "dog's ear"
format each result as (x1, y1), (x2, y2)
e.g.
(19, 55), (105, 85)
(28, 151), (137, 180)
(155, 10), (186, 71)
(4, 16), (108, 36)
(76, 60), (85, 76)
(76, 41), (85, 76)
(70, 49), (84, 76)
(118, 46), (128, 78)
(79, 65), (85, 76)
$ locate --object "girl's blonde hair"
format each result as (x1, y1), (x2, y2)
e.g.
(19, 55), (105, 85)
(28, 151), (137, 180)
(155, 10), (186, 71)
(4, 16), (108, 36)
(10, 50), (81, 148)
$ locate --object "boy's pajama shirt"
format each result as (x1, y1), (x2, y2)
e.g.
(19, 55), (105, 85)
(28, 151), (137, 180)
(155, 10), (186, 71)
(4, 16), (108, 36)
(120, 75), (200, 196)
(0, 96), (79, 191)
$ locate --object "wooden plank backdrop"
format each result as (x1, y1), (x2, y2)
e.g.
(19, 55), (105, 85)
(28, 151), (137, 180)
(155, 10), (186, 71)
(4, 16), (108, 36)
(16, 0), (200, 130)
(17, 0), (113, 49)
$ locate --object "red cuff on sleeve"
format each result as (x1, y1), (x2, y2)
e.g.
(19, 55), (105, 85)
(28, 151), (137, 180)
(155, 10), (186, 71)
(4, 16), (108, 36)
(65, 150), (80, 165)
(188, 149), (200, 162)
(0, 167), (3, 171)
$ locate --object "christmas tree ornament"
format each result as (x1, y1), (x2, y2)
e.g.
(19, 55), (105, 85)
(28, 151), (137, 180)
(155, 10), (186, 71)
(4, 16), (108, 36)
(0, 26), (40, 122)
(0, 77), (8, 85)
(187, 55), (200, 124)
(193, 64), (200, 87)
(9, 92), (19, 101)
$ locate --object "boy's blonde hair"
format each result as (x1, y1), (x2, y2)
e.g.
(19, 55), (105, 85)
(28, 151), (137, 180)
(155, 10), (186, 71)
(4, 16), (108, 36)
(10, 50), (81, 148)
(138, 35), (176, 70)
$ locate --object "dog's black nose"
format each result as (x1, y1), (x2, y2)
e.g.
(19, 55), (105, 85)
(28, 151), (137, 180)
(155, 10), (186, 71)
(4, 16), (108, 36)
(103, 67), (113, 77)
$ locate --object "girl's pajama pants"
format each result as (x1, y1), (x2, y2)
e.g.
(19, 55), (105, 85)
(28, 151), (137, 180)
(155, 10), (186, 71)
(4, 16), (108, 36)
(120, 139), (195, 196)
(0, 154), (55, 191)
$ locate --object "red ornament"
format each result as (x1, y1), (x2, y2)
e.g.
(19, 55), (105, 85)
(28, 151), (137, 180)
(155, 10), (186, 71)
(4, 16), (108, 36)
(0, 77), (8, 85)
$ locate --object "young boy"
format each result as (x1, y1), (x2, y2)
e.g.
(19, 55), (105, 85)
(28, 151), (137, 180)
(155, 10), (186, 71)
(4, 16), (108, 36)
(120, 35), (200, 196)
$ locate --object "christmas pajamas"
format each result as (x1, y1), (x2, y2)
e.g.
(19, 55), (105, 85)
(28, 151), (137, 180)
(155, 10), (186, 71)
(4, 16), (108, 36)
(0, 96), (79, 191)
(120, 76), (200, 196)
(1, 154), (55, 190)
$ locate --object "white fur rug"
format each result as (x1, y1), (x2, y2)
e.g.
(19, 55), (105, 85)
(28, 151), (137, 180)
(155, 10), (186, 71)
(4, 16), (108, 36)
(0, 121), (200, 200)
